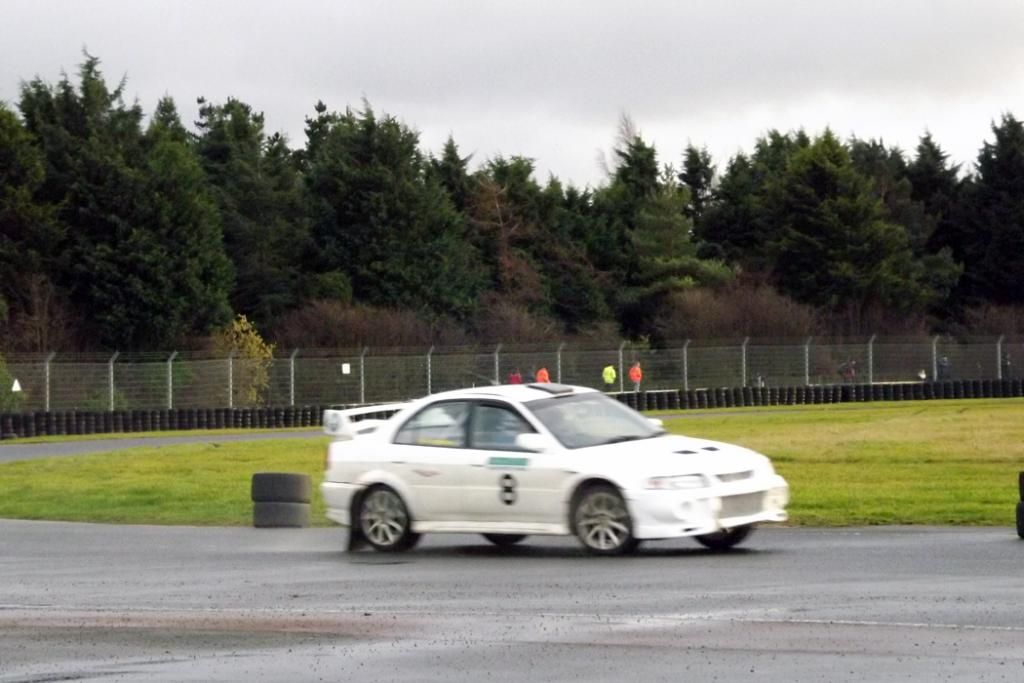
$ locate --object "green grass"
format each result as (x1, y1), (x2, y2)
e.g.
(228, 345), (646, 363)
(0, 399), (1022, 526)
(0, 437), (330, 525)
(661, 399), (1024, 526)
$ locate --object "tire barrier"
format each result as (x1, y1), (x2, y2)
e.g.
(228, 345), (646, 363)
(253, 501), (311, 528)
(1018, 471), (1024, 539)
(251, 472), (312, 504)
(1, 380), (1023, 439)
(1017, 471), (1024, 540)
(251, 472), (312, 528)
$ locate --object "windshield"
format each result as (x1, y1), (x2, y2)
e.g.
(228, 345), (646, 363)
(527, 392), (665, 449)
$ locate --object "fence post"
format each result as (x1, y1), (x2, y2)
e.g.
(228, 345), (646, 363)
(493, 343), (502, 385)
(227, 350), (234, 409)
(683, 339), (691, 391)
(997, 335), (1004, 380)
(108, 351), (119, 411)
(556, 342), (565, 384)
(289, 349), (299, 406)
(360, 347), (368, 404)
(618, 341), (626, 393)
(44, 351), (55, 412)
(867, 334), (876, 385)
(932, 335), (939, 381)
(741, 337), (749, 388)
(804, 337), (812, 386)
(167, 351), (178, 409)
(426, 346), (434, 395)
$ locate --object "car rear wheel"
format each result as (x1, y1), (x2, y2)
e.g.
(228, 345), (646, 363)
(358, 485), (420, 552)
(572, 484), (638, 555)
(695, 525), (754, 550)
(482, 533), (527, 547)
(1016, 501), (1024, 539)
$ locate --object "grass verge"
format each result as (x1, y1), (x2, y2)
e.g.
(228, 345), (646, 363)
(0, 399), (1021, 526)
(665, 399), (1024, 525)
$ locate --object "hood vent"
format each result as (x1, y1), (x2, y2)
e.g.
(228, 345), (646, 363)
(675, 449), (698, 454)
(702, 446), (719, 451)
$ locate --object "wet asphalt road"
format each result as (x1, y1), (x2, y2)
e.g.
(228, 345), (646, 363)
(1, 521), (1022, 682)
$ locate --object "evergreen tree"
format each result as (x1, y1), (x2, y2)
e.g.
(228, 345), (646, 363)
(695, 153), (759, 264)
(305, 104), (484, 319)
(0, 103), (58, 338)
(594, 132), (731, 336)
(679, 144), (715, 221)
(466, 156), (546, 310)
(770, 130), (937, 322)
(698, 130), (810, 271)
(957, 114), (1024, 304)
(428, 136), (473, 213)
(18, 56), (233, 347)
(193, 97), (308, 327)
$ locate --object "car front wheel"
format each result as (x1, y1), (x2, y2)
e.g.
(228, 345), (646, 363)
(572, 484), (638, 555)
(358, 485), (420, 552)
(695, 525), (754, 550)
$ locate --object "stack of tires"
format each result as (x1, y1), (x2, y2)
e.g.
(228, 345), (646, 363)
(1018, 472), (1024, 540)
(251, 472), (312, 528)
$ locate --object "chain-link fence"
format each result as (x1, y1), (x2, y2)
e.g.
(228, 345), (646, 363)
(3, 336), (1022, 412)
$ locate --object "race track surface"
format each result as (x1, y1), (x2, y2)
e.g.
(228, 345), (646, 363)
(1, 522), (1022, 682)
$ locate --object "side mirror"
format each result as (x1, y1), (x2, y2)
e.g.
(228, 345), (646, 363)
(515, 433), (555, 453)
(648, 417), (664, 428)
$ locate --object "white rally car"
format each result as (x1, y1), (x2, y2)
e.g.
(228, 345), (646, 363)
(322, 383), (789, 555)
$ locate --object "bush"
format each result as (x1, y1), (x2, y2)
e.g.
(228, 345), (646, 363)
(211, 315), (275, 407)
(272, 301), (470, 349)
(654, 281), (821, 340)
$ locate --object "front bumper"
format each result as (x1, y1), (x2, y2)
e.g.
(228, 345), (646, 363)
(626, 475), (789, 539)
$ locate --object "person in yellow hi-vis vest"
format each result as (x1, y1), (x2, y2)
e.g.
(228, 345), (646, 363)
(602, 364), (617, 391)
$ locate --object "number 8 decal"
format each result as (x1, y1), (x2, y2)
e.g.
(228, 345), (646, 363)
(499, 473), (517, 505)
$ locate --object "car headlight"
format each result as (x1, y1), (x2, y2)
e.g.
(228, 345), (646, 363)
(646, 474), (707, 490)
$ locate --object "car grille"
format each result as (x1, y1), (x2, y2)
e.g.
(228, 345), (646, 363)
(720, 492), (765, 518)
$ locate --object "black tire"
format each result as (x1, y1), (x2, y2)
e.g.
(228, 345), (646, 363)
(572, 484), (639, 556)
(1018, 471), (1024, 501)
(251, 472), (312, 503)
(482, 533), (527, 547)
(253, 501), (310, 528)
(695, 525), (754, 550)
(1017, 502), (1024, 539)
(358, 485), (420, 552)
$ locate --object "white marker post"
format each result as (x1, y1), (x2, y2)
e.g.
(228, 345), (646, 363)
(11, 379), (21, 393)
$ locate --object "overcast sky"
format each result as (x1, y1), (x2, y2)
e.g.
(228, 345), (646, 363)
(3, 0), (1024, 187)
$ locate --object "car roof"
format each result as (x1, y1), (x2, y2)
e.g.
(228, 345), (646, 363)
(423, 383), (598, 404)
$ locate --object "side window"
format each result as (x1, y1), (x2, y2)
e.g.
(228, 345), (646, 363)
(394, 402), (470, 448)
(470, 404), (535, 451)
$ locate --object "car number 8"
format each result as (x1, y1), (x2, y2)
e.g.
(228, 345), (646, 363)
(499, 474), (517, 505)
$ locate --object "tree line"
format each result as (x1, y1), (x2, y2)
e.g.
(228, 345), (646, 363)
(2, 55), (1024, 353)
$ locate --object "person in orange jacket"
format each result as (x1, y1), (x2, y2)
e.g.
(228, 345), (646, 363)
(534, 366), (550, 383)
(628, 361), (642, 391)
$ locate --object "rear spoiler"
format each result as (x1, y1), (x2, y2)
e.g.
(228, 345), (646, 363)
(322, 403), (408, 439)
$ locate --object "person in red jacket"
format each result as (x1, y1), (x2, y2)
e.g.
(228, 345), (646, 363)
(534, 367), (550, 383)
(628, 361), (642, 391)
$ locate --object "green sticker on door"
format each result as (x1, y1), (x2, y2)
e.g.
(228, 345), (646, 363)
(487, 456), (529, 469)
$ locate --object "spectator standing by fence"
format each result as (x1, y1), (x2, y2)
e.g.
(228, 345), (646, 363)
(508, 368), (522, 384)
(602, 364), (617, 391)
(534, 367), (550, 383)
(628, 361), (642, 391)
